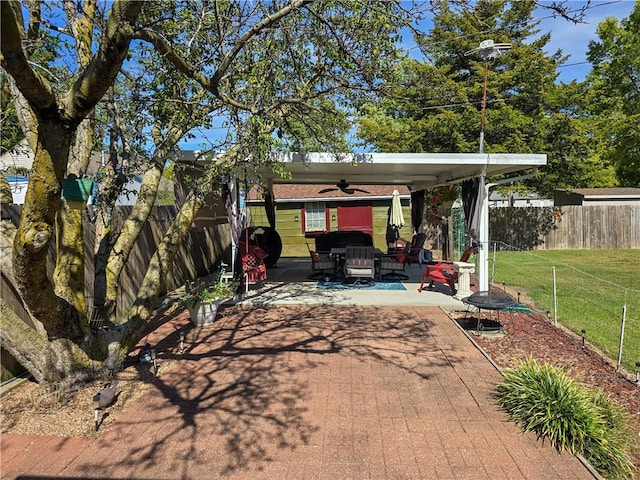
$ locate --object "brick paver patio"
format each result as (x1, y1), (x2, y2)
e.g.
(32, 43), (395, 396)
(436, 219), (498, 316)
(0, 305), (597, 479)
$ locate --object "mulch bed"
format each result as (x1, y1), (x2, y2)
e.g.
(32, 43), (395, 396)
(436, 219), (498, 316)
(448, 307), (640, 471)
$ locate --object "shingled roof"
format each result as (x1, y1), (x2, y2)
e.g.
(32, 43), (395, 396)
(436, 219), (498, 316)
(564, 188), (640, 197)
(247, 184), (411, 202)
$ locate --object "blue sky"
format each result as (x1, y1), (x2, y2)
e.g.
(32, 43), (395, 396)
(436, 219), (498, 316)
(401, 0), (636, 83)
(538, 0), (636, 82)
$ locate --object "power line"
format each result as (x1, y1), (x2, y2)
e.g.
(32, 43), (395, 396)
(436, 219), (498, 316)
(399, 0), (627, 56)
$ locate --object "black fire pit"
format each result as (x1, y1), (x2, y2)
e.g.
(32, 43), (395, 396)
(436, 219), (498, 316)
(456, 316), (503, 335)
(461, 290), (518, 334)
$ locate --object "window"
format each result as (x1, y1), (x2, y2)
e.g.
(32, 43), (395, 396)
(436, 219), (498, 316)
(304, 202), (326, 232)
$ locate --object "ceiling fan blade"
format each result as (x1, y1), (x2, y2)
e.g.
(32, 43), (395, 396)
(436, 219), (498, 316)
(318, 187), (338, 194)
(342, 188), (355, 194)
(352, 187), (370, 193)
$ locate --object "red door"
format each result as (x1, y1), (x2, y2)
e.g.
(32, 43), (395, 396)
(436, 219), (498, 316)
(337, 203), (373, 236)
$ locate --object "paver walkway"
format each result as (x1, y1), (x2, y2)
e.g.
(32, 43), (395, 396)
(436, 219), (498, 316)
(1, 306), (596, 479)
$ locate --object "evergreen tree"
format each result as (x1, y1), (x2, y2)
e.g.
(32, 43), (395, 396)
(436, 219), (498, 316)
(358, 0), (617, 197)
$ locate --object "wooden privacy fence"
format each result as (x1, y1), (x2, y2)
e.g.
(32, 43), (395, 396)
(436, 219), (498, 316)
(541, 205), (640, 250)
(2, 205), (231, 321)
(490, 205), (640, 250)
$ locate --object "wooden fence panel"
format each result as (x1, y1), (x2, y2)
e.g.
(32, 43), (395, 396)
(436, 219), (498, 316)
(538, 205), (640, 250)
(3, 205), (230, 319)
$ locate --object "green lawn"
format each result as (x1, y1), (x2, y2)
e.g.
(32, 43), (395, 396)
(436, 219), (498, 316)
(490, 249), (640, 374)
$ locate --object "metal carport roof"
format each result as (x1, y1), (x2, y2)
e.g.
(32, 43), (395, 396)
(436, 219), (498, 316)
(256, 151), (547, 293)
(258, 152), (546, 191)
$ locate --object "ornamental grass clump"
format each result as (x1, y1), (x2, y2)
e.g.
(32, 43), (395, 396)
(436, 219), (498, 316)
(496, 358), (637, 480)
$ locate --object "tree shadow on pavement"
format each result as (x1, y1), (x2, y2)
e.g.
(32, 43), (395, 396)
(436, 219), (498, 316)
(73, 305), (461, 478)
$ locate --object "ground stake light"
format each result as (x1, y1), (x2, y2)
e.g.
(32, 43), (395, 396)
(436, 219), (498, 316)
(93, 396), (100, 431)
(151, 348), (157, 375)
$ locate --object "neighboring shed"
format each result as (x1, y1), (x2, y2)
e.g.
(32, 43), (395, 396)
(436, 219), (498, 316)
(554, 188), (640, 206)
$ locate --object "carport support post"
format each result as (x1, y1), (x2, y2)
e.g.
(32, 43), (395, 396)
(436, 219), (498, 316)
(479, 169), (539, 292)
(478, 180), (490, 291)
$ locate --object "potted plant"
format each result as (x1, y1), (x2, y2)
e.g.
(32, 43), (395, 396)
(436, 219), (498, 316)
(179, 271), (236, 326)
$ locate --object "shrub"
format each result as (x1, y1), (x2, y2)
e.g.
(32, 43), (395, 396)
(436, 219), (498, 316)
(496, 358), (637, 479)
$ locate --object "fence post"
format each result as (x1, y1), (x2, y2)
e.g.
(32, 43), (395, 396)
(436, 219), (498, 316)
(552, 266), (557, 327)
(616, 304), (627, 372)
(491, 242), (497, 284)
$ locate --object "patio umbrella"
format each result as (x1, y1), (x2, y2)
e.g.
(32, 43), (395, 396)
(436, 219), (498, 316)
(461, 176), (486, 242)
(389, 189), (405, 240)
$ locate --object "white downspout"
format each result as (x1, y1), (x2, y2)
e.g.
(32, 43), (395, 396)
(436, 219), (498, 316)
(478, 169), (538, 291)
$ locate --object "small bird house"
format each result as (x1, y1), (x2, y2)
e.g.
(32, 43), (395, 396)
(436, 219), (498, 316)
(62, 177), (93, 209)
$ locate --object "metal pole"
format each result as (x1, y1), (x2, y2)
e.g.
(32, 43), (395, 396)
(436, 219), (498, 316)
(617, 304), (627, 372)
(478, 181), (490, 291)
(480, 61), (488, 154)
(491, 242), (497, 284)
(552, 266), (557, 326)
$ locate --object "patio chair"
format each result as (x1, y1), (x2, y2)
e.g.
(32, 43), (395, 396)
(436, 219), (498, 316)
(240, 242), (268, 292)
(378, 254), (409, 280)
(398, 233), (427, 267)
(306, 243), (335, 280)
(342, 245), (376, 286)
(418, 244), (478, 295)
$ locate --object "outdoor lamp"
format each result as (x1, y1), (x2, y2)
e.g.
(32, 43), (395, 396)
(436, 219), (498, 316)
(150, 348), (157, 375)
(294, 215), (299, 222)
(636, 362), (640, 384)
(92, 394), (101, 431)
(581, 329), (586, 350)
(179, 331), (185, 354)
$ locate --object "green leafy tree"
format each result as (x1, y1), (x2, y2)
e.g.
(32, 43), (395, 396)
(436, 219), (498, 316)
(0, 0), (419, 389)
(358, 0), (616, 197)
(586, 3), (640, 187)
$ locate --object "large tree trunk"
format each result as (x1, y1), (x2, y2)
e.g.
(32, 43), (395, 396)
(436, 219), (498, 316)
(105, 161), (165, 312)
(13, 121), (81, 341)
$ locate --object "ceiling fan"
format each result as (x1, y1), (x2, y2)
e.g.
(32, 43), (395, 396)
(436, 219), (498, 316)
(318, 179), (369, 195)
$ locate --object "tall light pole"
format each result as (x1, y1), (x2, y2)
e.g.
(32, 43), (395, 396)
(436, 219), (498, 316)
(465, 39), (512, 153)
(464, 39), (512, 292)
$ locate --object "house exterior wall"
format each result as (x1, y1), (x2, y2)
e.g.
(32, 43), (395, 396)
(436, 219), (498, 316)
(248, 199), (412, 257)
(0, 140), (32, 171)
(489, 195), (553, 208)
